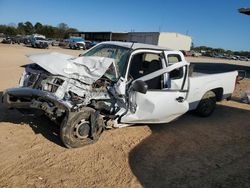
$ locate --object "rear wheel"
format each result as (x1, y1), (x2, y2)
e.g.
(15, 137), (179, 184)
(60, 108), (104, 148)
(195, 91), (216, 117)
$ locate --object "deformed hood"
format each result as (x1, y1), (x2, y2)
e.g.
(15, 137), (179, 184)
(26, 52), (115, 84)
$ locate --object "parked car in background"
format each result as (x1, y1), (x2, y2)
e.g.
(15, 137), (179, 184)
(59, 39), (69, 47)
(23, 35), (31, 45)
(191, 51), (202, 57)
(51, 39), (60, 46)
(47, 38), (60, 46)
(30, 34), (49, 49)
(212, 53), (224, 58)
(2, 37), (13, 44)
(68, 37), (86, 50)
(234, 55), (241, 60)
(238, 56), (249, 61)
(85, 40), (98, 49)
(12, 35), (23, 44)
(226, 55), (237, 60)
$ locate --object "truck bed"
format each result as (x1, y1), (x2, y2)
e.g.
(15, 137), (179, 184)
(187, 71), (238, 110)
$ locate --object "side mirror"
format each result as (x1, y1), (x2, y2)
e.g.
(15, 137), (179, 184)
(131, 80), (148, 94)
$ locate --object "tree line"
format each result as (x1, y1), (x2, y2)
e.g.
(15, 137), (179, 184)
(0, 22), (78, 39)
(192, 46), (250, 58)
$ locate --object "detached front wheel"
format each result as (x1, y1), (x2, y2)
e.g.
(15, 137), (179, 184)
(60, 108), (104, 148)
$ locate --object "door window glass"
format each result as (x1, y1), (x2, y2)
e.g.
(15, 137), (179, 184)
(129, 52), (163, 89)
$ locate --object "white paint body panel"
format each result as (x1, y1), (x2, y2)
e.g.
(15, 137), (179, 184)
(27, 52), (114, 84)
(118, 47), (237, 125)
(121, 91), (189, 124)
(187, 71), (238, 110)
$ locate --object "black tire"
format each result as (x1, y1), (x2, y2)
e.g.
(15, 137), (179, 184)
(44, 43), (49, 49)
(60, 108), (104, 148)
(195, 91), (216, 117)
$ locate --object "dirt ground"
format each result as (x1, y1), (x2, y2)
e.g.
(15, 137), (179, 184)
(0, 44), (249, 188)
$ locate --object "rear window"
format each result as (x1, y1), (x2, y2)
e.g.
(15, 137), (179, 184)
(168, 54), (182, 64)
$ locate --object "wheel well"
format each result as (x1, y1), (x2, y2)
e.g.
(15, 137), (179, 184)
(211, 88), (223, 101)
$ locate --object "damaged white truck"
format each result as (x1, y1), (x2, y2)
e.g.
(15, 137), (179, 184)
(2, 42), (238, 148)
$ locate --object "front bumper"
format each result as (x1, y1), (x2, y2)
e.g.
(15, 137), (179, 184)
(2, 87), (70, 113)
(36, 42), (49, 48)
(76, 43), (85, 49)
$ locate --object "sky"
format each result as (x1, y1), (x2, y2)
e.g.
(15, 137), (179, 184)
(0, 0), (249, 51)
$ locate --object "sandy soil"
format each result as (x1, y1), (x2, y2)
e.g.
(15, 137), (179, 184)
(0, 44), (249, 188)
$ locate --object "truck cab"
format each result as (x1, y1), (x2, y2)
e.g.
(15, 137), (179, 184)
(116, 48), (190, 124)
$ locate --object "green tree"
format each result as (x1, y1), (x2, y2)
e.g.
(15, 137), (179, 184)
(5, 26), (17, 36)
(56, 23), (69, 39)
(34, 22), (43, 33)
(39, 25), (55, 38)
(17, 22), (25, 35)
(58, 23), (69, 31)
(24, 21), (34, 34)
(64, 27), (78, 38)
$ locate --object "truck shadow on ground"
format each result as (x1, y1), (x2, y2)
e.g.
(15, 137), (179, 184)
(128, 104), (250, 187)
(0, 92), (64, 147)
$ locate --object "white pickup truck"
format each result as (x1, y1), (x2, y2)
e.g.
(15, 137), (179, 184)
(30, 34), (49, 49)
(2, 42), (238, 148)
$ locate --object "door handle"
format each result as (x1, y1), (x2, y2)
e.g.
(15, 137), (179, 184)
(176, 96), (184, 103)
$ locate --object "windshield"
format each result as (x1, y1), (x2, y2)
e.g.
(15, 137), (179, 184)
(71, 38), (84, 42)
(35, 37), (45, 40)
(82, 44), (130, 81)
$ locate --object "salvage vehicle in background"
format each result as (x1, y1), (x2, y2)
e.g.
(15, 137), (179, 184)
(238, 56), (249, 61)
(85, 40), (98, 49)
(58, 39), (69, 47)
(68, 37), (86, 50)
(22, 35), (31, 45)
(12, 35), (23, 44)
(30, 34), (49, 49)
(1, 37), (13, 44)
(51, 39), (60, 46)
(2, 42), (239, 148)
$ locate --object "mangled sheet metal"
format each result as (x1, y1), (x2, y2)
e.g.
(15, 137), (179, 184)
(26, 52), (115, 84)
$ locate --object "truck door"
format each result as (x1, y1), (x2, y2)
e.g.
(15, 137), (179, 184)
(121, 50), (189, 124)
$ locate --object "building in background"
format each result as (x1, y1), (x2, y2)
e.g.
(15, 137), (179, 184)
(70, 31), (192, 51)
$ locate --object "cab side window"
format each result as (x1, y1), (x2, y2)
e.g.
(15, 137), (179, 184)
(167, 54), (183, 79)
(129, 53), (163, 89)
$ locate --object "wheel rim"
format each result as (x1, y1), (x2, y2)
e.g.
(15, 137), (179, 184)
(201, 99), (214, 114)
(74, 120), (90, 139)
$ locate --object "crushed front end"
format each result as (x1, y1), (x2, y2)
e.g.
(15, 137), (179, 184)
(2, 50), (129, 148)
(3, 62), (114, 122)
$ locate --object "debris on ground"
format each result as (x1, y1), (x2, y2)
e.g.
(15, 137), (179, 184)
(241, 89), (250, 104)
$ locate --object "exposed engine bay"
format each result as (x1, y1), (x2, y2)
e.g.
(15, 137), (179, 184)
(20, 63), (120, 119)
